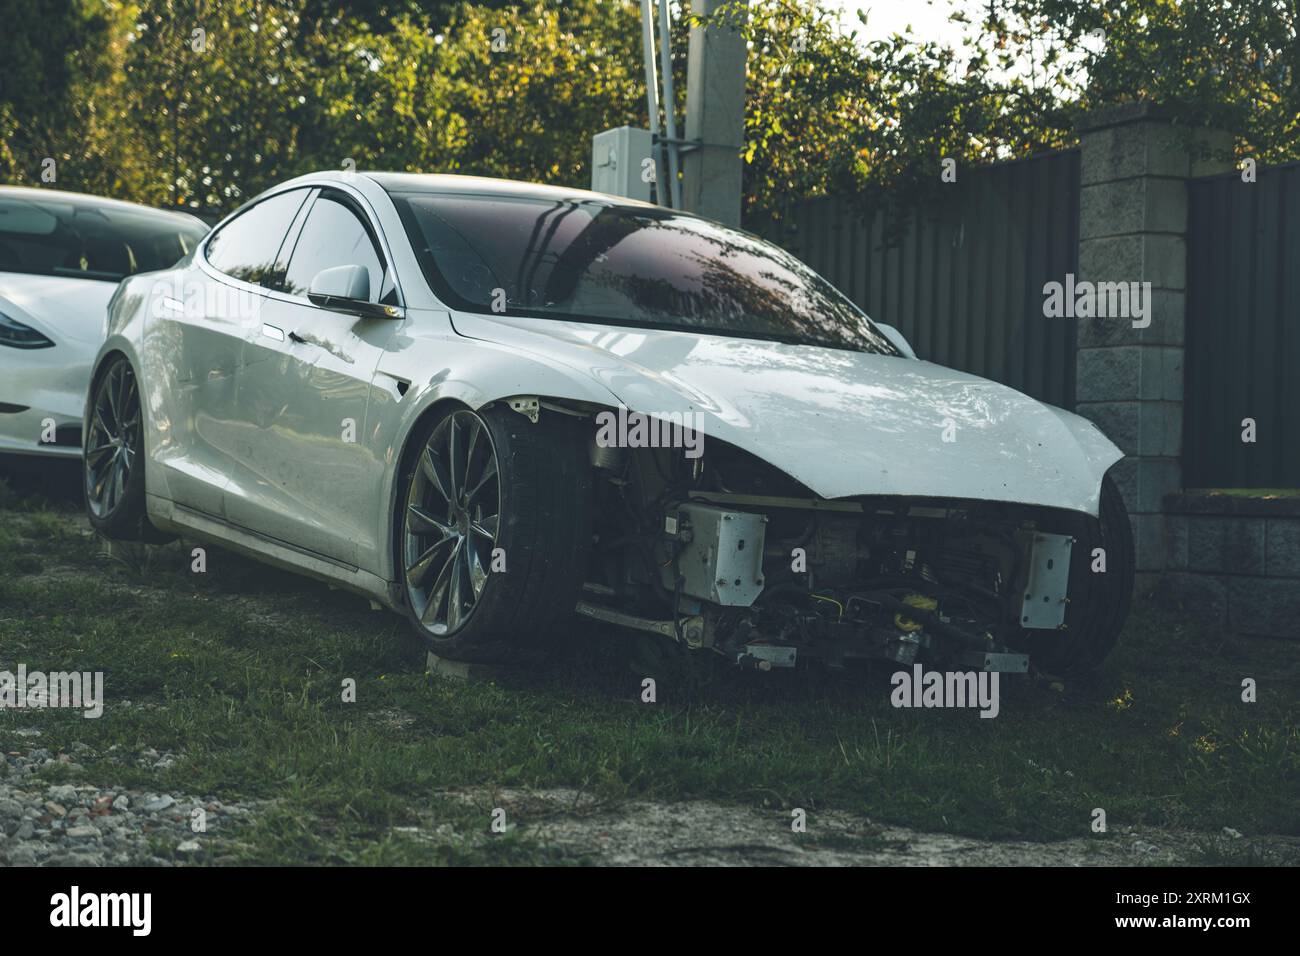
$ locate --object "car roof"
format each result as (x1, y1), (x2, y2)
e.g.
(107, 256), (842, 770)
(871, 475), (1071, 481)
(0, 185), (208, 228)
(303, 170), (662, 209)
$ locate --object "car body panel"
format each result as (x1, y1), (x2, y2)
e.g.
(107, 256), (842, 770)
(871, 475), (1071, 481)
(147, 491), (390, 598)
(445, 312), (1123, 515)
(109, 262), (243, 516)
(171, 177), (413, 567)
(223, 297), (398, 566)
(0, 274), (115, 457)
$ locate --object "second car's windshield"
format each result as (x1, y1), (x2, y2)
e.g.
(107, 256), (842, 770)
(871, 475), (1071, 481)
(391, 191), (897, 353)
(0, 195), (208, 283)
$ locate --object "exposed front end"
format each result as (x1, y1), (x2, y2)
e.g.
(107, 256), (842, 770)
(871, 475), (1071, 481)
(576, 430), (1133, 677)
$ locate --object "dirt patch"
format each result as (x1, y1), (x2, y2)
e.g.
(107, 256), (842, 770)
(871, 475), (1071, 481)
(437, 787), (1300, 866)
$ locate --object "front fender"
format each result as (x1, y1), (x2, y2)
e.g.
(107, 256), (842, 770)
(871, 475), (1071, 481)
(366, 310), (621, 584)
(1041, 405), (1126, 514)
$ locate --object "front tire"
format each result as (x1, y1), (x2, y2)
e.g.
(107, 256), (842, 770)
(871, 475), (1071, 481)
(395, 404), (592, 663)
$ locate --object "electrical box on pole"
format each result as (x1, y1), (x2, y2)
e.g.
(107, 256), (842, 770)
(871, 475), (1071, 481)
(591, 126), (655, 202)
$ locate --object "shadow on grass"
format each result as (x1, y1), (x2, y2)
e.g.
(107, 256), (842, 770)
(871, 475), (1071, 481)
(0, 454), (83, 511)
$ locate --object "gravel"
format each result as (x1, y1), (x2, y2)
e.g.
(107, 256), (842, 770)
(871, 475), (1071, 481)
(0, 745), (265, 867)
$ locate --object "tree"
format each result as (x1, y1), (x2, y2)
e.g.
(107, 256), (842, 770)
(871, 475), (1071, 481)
(968, 0), (1299, 163)
(320, 1), (647, 186)
(0, 0), (130, 192)
(716, 0), (1074, 222)
(3, 0), (1297, 222)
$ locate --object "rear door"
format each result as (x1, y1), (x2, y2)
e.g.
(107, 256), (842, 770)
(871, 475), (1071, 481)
(155, 187), (309, 515)
(224, 187), (401, 568)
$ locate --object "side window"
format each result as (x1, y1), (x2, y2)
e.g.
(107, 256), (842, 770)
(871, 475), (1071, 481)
(282, 194), (386, 302)
(204, 189), (308, 286)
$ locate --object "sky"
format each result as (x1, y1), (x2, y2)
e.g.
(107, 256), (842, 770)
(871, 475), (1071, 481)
(818, 0), (1096, 93)
(821, 0), (974, 49)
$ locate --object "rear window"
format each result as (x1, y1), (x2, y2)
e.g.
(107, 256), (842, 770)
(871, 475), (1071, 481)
(0, 194), (208, 283)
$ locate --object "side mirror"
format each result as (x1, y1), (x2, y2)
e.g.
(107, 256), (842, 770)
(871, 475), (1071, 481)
(307, 265), (400, 319)
(874, 322), (917, 359)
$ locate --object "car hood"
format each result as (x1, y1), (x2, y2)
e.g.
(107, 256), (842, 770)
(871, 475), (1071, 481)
(450, 313), (1123, 516)
(0, 272), (116, 346)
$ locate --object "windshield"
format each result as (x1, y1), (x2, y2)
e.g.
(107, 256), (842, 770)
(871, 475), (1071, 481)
(390, 191), (897, 353)
(0, 194), (208, 283)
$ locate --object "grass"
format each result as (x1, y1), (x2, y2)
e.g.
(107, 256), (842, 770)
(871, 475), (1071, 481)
(1, 465), (1298, 864)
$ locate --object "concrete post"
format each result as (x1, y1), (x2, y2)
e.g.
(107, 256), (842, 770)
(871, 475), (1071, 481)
(681, 0), (748, 227)
(1073, 103), (1233, 582)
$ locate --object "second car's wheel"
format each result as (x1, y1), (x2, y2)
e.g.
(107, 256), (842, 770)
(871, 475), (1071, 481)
(395, 404), (592, 663)
(84, 357), (150, 540)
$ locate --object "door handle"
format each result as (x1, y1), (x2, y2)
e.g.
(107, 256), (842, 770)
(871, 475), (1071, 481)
(260, 323), (285, 341)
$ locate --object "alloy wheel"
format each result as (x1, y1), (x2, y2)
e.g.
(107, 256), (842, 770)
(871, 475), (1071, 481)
(403, 410), (501, 637)
(85, 362), (140, 519)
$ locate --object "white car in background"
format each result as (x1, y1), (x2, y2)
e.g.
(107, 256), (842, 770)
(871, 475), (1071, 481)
(0, 186), (208, 458)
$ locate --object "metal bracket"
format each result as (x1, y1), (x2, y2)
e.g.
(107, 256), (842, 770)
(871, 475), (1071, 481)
(1017, 531), (1075, 630)
(575, 600), (707, 648)
(956, 650), (1030, 673)
(738, 641), (797, 670)
(506, 396), (540, 423)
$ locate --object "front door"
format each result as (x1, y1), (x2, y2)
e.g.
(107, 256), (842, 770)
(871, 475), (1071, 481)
(224, 188), (399, 568)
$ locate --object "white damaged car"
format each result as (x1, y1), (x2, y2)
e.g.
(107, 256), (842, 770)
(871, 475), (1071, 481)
(84, 172), (1132, 675)
(0, 186), (207, 458)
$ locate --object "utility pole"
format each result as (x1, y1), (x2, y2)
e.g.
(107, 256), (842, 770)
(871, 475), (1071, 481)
(656, 0), (682, 210)
(595, 0), (747, 218)
(681, 0), (748, 228)
(638, 0), (662, 196)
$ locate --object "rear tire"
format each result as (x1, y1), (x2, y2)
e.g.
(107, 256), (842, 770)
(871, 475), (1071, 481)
(1021, 473), (1134, 675)
(394, 403), (592, 663)
(84, 357), (152, 541)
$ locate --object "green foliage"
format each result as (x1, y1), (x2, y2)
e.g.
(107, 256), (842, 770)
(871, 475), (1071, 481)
(720, 0), (1076, 221)
(0, 0), (1297, 221)
(1, 0), (648, 215)
(0, 0), (128, 191)
(979, 0), (1300, 164)
(319, 1), (647, 186)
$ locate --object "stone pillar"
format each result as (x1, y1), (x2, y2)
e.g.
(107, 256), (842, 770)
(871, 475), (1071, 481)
(1073, 103), (1233, 582)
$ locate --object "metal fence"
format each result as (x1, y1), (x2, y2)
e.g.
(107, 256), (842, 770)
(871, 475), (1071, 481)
(753, 148), (1081, 410)
(1185, 161), (1300, 488)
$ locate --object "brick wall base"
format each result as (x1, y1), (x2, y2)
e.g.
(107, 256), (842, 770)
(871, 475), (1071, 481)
(1160, 492), (1300, 639)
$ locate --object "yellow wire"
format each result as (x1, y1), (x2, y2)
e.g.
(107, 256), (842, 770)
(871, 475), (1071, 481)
(809, 593), (844, 618)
